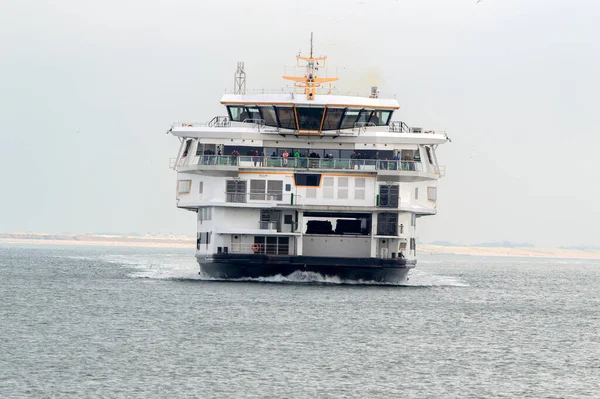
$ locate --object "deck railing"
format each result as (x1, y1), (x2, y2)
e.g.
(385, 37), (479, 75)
(192, 155), (423, 172)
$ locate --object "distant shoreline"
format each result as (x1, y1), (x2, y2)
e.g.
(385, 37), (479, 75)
(2, 234), (599, 260)
(420, 244), (600, 260)
(0, 233), (195, 249)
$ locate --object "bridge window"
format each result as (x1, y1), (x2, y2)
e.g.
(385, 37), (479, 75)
(259, 106), (278, 127)
(275, 107), (297, 129)
(177, 180), (191, 194)
(339, 109), (362, 129)
(245, 106), (261, 122)
(370, 110), (392, 126)
(296, 107), (324, 131)
(322, 108), (345, 130)
(357, 110), (372, 125)
(227, 106), (245, 122)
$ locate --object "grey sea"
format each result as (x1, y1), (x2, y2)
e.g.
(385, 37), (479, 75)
(1, 244), (599, 398)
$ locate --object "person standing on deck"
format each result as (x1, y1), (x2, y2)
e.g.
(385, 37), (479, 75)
(282, 150), (289, 166)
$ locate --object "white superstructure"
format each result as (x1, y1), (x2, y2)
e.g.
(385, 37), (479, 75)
(168, 41), (448, 282)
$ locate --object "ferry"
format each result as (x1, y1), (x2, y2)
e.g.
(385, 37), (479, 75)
(168, 37), (449, 283)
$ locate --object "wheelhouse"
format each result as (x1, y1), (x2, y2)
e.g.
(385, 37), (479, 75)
(225, 104), (395, 133)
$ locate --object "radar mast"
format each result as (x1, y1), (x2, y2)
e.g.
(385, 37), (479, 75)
(282, 33), (338, 100)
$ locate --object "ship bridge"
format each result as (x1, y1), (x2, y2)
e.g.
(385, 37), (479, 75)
(221, 93), (399, 135)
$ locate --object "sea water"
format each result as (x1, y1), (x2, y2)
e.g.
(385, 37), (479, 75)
(0, 244), (598, 398)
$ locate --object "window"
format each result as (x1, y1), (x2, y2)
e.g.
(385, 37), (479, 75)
(197, 232), (212, 249)
(182, 139), (192, 157)
(337, 177), (348, 199)
(178, 180), (191, 194)
(323, 176), (334, 199)
(250, 180), (266, 200)
(377, 213), (398, 236)
(267, 180), (283, 201)
(379, 185), (399, 208)
(415, 187), (419, 200)
(294, 173), (321, 186)
(227, 106), (245, 122)
(260, 209), (282, 231)
(354, 178), (366, 200)
(322, 108), (345, 130)
(195, 141), (203, 156)
(275, 107), (297, 129)
(370, 110), (393, 126)
(259, 106), (278, 127)
(226, 180), (247, 203)
(339, 109), (361, 129)
(425, 146), (434, 164)
(198, 207), (212, 222)
(296, 107), (325, 131)
(411, 214), (416, 227)
(427, 187), (437, 202)
(199, 181), (204, 194)
(356, 110), (372, 125)
(285, 184), (292, 192)
(253, 236), (289, 255)
(245, 106), (261, 122)
(284, 214), (293, 224)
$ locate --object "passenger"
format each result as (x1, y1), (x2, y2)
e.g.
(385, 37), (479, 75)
(294, 150), (300, 167)
(282, 150), (289, 166)
(253, 150), (259, 166)
(231, 149), (239, 165)
(392, 153), (399, 170)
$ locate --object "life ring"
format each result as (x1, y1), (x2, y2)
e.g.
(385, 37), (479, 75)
(251, 243), (260, 253)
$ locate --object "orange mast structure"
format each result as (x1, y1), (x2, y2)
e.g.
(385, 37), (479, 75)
(282, 33), (338, 100)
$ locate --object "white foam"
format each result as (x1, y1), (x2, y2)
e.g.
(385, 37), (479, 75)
(405, 268), (469, 287)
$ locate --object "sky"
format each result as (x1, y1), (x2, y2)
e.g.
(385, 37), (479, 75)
(1, 0), (599, 247)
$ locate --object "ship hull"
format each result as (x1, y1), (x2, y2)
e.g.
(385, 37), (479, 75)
(197, 254), (415, 283)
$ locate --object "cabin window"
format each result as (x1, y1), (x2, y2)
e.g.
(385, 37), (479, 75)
(379, 185), (399, 208)
(198, 207), (212, 222)
(177, 180), (191, 194)
(370, 110), (393, 126)
(259, 106), (278, 127)
(226, 180), (247, 203)
(296, 107), (325, 131)
(339, 109), (362, 129)
(199, 181), (203, 194)
(411, 214), (416, 227)
(267, 181), (283, 201)
(415, 187), (419, 200)
(227, 106), (245, 122)
(250, 180), (266, 200)
(294, 173), (321, 187)
(427, 187), (437, 202)
(197, 232), (211, 248)
(259, 209), (282, 231)
(377, 213), (398, 236)
(275, 107), (297, 129)
(322, 108), (345, 130)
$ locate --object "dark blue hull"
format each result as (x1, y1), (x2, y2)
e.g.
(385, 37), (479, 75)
(197, 254), (415, 283)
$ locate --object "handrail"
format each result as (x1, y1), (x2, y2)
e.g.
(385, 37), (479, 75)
(388, 121), (410, 133)
(186, 155), (423, 172)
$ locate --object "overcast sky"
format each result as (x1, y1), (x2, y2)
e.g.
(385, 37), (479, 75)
(1, 0), (598, 247)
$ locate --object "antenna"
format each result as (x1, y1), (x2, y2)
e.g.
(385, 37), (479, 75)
(233, 62), (246, 95)
(310, 32), (313, 58)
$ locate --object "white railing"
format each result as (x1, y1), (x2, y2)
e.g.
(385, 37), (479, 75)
(228, 242), (294, 256)
(191, 155), (423, 172)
